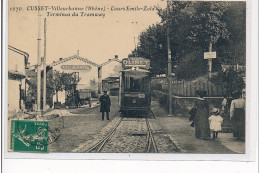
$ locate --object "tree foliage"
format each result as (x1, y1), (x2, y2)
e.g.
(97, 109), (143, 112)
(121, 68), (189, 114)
(129, 1), (246, 80)
(27, 69), (79, 103)
(210, 67), (245, 96)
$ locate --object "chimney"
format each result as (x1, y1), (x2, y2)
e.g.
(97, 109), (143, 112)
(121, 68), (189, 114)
(115, 55), (118, 59)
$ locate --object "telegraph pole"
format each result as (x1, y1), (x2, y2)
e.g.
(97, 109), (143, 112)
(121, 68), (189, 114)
(43, 18), (47, 111)
(167, 0), (173, 115)
(37, 2), (42, 112)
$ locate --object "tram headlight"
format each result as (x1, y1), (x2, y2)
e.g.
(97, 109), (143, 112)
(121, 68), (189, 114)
(132, 99), (136, 104)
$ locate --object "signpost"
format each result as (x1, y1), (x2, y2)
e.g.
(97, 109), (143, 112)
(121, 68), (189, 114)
(61, 65), (92, 71)
(204, 43), (216, 79)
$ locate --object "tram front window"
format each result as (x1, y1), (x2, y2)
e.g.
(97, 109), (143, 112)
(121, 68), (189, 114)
(124, 76), (148, 92)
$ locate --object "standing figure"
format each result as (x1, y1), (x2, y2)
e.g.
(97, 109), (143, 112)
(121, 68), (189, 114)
(208, 108), (223, 140)
(193, 90), (211, 139)
(230, 90), (245, 140)
(188, 107), (197, 127)
(220, 95), (233, 132)
(99, 91), (111, 120)
(221, 95), (228, 113)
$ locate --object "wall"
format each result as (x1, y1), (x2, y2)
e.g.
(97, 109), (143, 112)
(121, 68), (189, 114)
(8, 49), (26, 114)
(152, 90), (223, 116)
(101, 61), (122, 79)
(8, 79), (21, 115)
(8, 50), (26, 75)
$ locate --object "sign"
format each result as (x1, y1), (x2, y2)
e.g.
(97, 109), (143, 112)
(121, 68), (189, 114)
(61, 65), (92, 71)
(122, 57), (150, 69)
(204, 52), (216, 59)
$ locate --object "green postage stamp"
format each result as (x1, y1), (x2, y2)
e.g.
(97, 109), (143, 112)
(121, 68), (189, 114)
(10, 120), (49, 152)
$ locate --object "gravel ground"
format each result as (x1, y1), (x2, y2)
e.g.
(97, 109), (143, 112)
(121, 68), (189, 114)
(48, 96), (119, 152)
(73, 117), (180, 153)
(48, 96), (242, 153)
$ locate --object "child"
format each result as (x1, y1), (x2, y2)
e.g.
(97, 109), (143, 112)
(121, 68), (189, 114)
(208, 108), (223, 139)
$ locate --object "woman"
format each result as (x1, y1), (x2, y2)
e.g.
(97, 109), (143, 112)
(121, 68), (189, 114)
(230, 90), (245, 140)
(193, 90), (211, 139)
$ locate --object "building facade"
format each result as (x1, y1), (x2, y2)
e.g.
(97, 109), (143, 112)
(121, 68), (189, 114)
(99, 55), (122, 93)
(8, 46), (29, 115)
(50, 54), (99, 104)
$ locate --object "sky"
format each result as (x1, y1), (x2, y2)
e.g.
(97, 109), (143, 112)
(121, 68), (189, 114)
(8, 0), (166, 65)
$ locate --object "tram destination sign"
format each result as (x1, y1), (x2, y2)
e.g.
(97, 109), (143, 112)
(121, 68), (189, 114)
(122, 57), (150, 69)
(61, 65), (92, 71)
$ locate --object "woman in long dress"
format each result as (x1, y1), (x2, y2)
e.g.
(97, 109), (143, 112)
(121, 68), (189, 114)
(194, 91), (211, 139)
(230, 91), (245, 140)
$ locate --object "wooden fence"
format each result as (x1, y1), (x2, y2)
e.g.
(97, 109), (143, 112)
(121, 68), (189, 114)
(161, 80), (226, 97)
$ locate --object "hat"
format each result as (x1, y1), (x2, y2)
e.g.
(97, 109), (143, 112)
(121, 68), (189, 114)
(211, 108), (220, 115)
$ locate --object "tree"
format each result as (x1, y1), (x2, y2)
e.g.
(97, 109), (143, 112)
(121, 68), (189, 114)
(27, 68), (55, 106)
(52, 71), (79, 103)
(210, 67), (245, 96)
(52, 70), (64, 103)
(129, 1), (246, 80)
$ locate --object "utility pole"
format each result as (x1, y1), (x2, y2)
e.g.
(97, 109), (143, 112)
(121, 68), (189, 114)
(37, 2), (42, 112)
(43, 18), (47, 111)
(167, 0), (173, 115)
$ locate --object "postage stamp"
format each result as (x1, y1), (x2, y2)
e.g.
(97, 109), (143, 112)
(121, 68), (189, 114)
(10, 120), (49, 152)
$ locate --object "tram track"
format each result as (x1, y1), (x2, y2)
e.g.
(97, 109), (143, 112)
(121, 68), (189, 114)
(145, 118), (158, 153)
(86, 116), (158, 153)
(86, 117), (123, 152)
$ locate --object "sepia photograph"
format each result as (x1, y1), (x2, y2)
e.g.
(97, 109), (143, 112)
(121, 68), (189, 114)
(4, 0), (256, 162)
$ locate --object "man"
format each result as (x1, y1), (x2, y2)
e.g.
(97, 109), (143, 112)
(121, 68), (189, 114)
(99, 91), (111, 120)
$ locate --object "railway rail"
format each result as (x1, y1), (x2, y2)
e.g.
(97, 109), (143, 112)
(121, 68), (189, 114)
(86, 117), (123, 152)
(145, 118), (158, 153)
(86, 117), (158, 153)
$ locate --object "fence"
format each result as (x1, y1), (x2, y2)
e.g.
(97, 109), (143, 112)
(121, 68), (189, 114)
(160, 80), (226, 97)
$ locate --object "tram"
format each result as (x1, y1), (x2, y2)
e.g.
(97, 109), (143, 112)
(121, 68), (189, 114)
(119, 57), (151, 116)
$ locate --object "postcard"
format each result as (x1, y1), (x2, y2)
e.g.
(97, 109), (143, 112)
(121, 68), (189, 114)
(3, 0), (257, 162)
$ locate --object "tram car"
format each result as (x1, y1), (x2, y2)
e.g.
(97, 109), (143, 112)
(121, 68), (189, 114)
(119, 57), (151, 116)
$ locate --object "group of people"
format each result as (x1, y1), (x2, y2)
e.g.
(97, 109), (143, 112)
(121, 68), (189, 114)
(189, 90), (245, 141)
(100, 89), (246, 141)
